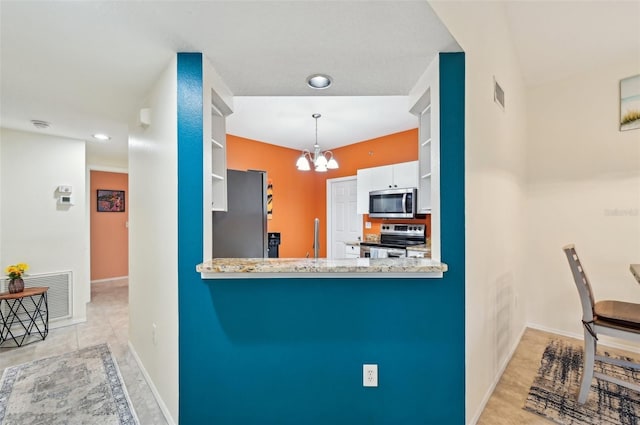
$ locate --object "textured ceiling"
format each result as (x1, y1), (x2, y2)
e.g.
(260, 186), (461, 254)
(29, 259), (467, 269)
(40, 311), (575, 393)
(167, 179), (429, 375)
(0, 1), (457, 165)
(505, 1), (640, 86)
(1, 1), (639, 166)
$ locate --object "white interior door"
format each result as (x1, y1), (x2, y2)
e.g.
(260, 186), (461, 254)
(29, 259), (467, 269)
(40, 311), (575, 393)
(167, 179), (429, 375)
(327, 177), (362, 259)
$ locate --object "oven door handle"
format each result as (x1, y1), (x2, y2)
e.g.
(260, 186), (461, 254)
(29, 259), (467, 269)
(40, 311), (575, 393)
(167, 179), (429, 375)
(386, 248), (407, 258)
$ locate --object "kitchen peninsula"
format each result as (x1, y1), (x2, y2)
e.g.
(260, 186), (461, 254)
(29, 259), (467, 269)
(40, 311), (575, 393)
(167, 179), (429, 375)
(197, 257), (447, 278)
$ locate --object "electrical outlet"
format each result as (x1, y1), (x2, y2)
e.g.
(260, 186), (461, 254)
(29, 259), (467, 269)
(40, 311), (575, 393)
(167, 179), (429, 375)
(363, 364), (378, 387)
(152, 323), (157, 345)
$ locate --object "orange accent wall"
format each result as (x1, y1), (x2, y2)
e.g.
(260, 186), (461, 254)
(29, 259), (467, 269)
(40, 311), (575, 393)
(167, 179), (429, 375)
(227, 129), (429, 258)
(90, 171), (128, 280)
(227, 135), (317, 257)
(324, 129), (419, 176)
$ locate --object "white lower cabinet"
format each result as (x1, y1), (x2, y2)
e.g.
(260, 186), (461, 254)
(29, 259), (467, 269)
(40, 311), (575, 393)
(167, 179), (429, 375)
(345, 244), (360, 259)
(406, 250), (426, 258)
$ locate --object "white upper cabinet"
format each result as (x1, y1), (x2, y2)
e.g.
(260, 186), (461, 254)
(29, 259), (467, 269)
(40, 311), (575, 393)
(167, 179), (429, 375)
(356, 161), (419, 214)
(409, 55), (439, 214)
(391, 161), (419, 189)
(360, 164), (392, 188)
(209, 102), (227, 212)
(203, 66), (233, 213)
(417, 104), (432, 213)
(357, 166), (389, 213)
(202, 59), (233, 260)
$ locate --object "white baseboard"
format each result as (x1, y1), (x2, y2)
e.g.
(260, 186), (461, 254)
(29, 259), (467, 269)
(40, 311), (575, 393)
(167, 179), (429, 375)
(526, 322), (640, 354)
(49, 316), (87, 330)
(128, 341), (177, 425)
(467, 324), (527, 425)
(91, 276), (128, 284)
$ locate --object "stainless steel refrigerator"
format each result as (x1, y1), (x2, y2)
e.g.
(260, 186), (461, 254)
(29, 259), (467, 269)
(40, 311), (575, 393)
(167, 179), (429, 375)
(212, 169), (267, 258)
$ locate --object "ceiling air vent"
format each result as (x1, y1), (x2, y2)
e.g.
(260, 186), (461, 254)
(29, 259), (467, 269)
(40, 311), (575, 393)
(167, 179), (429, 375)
(493, 77), (505, 110)
(31, 119), (51, 129)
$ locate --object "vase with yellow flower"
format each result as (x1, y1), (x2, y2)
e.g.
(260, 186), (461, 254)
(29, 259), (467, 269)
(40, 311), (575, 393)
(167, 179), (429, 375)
(5, 263), (28, 294)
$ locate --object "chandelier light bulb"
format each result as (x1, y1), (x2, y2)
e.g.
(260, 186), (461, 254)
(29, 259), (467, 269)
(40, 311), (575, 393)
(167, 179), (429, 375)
(315, 154), (328, 168)
(296, 153), (311, 171)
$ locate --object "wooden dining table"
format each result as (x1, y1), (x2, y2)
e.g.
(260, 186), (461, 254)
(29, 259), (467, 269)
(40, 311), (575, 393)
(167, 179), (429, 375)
(632, 264), (640, 284)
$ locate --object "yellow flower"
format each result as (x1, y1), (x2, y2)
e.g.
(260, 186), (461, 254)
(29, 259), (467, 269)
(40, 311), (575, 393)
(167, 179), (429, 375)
(5, 262), (29, 279)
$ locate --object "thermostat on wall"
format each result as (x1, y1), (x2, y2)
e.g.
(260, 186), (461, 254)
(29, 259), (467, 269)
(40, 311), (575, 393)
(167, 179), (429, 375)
(58, 195), (74, 205)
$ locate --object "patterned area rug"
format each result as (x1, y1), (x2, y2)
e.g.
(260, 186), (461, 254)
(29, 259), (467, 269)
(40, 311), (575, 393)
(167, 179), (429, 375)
(0, 343), (139, 425)
(524, 339), (640, 424)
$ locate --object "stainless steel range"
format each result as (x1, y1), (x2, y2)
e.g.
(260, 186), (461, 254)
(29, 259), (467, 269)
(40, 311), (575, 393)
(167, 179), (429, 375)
(360, 224), (426, 258)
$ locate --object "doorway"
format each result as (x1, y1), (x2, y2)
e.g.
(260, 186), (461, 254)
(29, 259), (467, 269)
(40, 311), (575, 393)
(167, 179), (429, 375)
(89, 170), (129, 285)
(326, 176), (362, 259)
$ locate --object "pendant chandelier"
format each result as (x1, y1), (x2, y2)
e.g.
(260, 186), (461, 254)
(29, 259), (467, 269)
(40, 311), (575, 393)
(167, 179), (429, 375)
(295, 113), (339, 172)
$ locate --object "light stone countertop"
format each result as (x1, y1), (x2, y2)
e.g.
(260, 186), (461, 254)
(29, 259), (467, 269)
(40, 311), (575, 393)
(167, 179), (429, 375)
(197, 257), (447, 279)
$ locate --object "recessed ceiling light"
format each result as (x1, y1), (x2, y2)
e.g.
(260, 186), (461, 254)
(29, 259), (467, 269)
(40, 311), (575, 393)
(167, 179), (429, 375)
(92, 133), (111, 141)
(307, 74), (332, 89)
(31, 119), (51, 129)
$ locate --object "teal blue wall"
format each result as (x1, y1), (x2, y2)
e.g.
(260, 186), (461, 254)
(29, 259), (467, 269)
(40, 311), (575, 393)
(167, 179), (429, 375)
(178, 52), (465, 424)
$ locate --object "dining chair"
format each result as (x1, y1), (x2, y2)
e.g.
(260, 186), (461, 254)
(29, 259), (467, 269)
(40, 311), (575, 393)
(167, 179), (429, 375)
(563, 244), (640, 403)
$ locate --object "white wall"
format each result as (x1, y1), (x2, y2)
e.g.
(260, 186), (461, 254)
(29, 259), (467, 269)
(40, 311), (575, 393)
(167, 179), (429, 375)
(87, 152), (128, 171)
(525, 60), (640, 344)
(0, 128), (90, 321)
(128, 57), (179, 423)
(428, 2), (529, 423)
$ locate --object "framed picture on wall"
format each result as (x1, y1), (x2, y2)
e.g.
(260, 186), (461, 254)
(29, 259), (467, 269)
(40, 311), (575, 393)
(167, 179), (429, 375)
(620, 74), (640, 131)
(97, 189), (125, 212)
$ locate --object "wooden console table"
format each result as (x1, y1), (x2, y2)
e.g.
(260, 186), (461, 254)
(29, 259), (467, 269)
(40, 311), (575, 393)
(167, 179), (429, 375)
(0, 286), (49, 347)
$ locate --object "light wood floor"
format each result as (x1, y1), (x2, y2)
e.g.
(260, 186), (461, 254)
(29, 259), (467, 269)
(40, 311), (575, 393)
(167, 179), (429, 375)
(477, 327), (639, 424)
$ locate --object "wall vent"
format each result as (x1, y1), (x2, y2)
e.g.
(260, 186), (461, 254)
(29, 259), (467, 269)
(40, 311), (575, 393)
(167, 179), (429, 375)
(1, 271), (72, 321)
(494, 77), (505, 110)
(30, 119), (51, 129)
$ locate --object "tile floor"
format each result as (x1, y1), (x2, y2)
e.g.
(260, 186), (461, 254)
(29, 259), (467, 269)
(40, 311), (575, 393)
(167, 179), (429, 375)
(0, 279), (168, 425)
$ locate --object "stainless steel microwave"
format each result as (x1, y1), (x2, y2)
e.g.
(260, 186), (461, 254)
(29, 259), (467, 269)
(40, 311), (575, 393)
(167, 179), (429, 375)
(368, 188), (417, 218)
